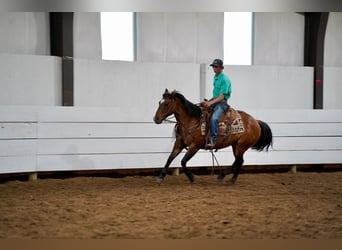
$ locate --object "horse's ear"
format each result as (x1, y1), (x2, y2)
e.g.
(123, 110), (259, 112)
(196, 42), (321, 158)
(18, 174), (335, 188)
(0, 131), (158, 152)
(163, 88), (172, 99)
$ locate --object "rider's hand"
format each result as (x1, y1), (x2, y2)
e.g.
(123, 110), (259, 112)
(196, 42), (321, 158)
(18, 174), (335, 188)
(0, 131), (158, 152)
(201, 101), (211, 108)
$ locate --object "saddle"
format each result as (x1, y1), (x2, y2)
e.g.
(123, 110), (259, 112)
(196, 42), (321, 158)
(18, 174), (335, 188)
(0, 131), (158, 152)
(199, 105), (244, 146)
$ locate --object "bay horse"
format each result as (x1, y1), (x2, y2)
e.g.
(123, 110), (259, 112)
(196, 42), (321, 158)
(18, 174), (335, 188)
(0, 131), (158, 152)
(153, 89), (273, 185)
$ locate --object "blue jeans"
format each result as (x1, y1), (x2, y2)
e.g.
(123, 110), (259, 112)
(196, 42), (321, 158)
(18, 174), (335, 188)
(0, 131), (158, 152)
(210, 101), (228, 145)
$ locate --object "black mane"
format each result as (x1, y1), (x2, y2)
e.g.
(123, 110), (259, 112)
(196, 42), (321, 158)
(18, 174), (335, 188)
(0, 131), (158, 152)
(170, 91), (202, 119)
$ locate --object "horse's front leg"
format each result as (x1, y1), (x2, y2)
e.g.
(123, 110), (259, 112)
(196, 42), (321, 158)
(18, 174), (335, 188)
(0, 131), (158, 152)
(156, 139), (184, 184)
(181, 145), (200, 183)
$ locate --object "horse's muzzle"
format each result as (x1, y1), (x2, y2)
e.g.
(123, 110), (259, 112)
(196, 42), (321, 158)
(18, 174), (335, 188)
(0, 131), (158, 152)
(153, 117), (162, 124)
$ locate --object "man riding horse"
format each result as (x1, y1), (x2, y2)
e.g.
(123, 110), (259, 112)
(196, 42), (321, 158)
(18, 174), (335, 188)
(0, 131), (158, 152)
(201, 59), (231, 149)
(153, 59), (272, 185)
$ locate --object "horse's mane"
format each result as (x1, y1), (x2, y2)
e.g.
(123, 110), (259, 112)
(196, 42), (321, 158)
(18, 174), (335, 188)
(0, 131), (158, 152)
(166, 90), (202, 119)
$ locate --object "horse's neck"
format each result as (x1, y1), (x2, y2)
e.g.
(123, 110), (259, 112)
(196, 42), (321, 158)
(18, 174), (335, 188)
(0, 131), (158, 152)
(174, 108), (199, 128)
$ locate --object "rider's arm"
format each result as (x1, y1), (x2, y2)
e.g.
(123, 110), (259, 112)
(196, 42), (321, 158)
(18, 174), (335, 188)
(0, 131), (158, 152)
(203, 94), (225, 107)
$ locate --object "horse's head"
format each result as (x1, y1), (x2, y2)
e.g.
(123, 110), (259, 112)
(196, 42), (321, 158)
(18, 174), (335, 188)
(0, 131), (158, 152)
(153, 89), (177, 124)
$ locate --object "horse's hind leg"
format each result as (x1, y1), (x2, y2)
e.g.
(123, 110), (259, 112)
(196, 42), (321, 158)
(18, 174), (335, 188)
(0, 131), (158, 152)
(217, 155), (244, 184)
(217, 143), (246, 184)
(217, 165), (232, 183)
(228, 155), (244, 184)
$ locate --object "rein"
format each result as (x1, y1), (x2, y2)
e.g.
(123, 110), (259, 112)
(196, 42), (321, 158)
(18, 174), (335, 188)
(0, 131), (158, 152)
(209, 150), (220, 174)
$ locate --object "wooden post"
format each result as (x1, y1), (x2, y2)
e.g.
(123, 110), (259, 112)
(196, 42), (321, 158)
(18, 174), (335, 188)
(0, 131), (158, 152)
(289, 165), (297, 173)
(172, 168), (179, 176)
(28, 172), (38, 181)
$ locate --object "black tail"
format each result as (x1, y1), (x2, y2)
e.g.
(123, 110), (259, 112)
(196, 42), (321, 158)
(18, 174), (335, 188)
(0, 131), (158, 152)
(252, 120), (273, 151)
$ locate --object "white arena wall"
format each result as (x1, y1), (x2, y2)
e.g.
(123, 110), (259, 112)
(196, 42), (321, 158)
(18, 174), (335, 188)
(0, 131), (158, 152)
(73, 59), (201, 110)
(0, 106), (341, 175)
(74, 60), (315, 111)
(324, 67), (342, 109)
(324, 13), (342, 109)
(136, 12), (224, 63)
(203, 65), (314, 109)
(253, 13), (305, 66)
(0, 54), (62, 106)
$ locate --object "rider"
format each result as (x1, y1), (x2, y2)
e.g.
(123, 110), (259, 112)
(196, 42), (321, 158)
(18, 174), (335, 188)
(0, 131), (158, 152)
(202, 59), (232, 149)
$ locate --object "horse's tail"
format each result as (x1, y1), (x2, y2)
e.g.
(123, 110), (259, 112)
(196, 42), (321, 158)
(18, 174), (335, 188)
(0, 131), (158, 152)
(252, 120), (273, 151)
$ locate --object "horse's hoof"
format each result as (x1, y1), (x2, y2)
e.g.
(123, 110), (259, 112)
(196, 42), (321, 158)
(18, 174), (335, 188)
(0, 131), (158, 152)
(226, 178), (236, 185)
(217, 174), (225, 184)
(186, 173), (195, 183)
(156, 176), (164, 184)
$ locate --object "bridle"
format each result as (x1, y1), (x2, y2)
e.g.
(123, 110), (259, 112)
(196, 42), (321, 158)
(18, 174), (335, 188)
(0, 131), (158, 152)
(156, 98), (177, 124)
